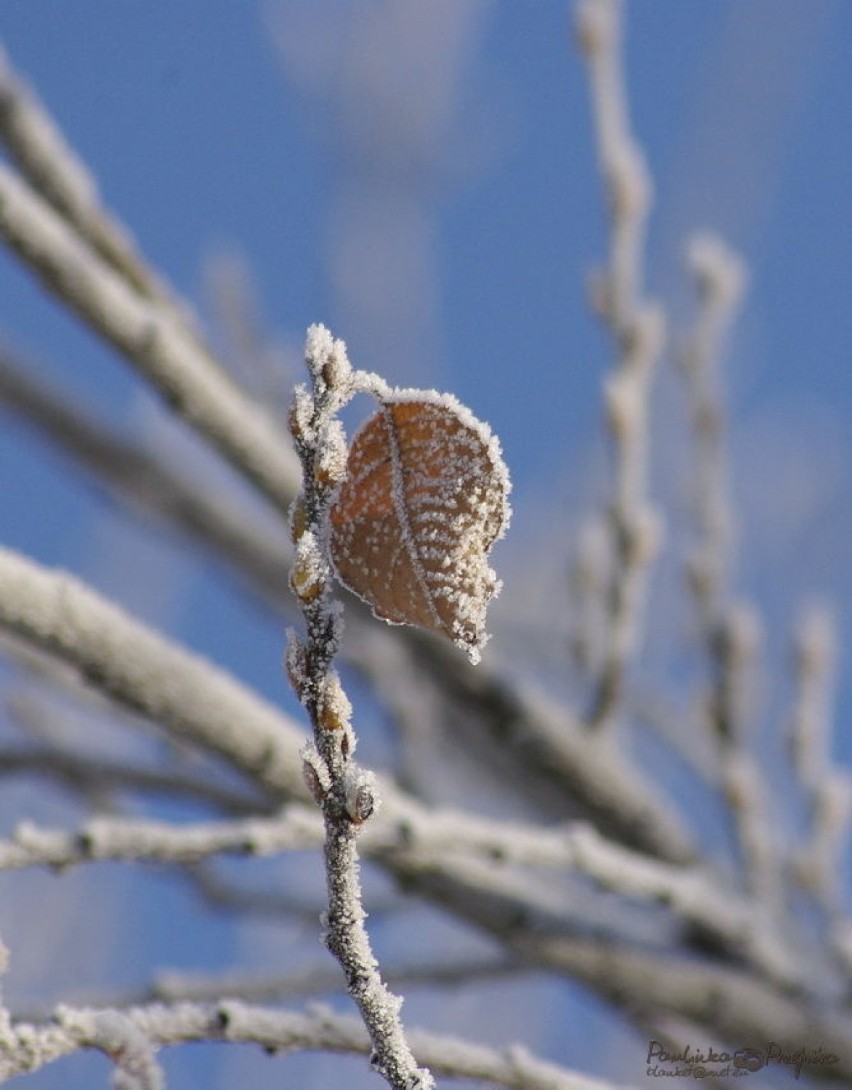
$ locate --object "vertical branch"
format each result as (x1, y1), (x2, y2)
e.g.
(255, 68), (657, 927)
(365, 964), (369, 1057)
(679, 233), (780, 904)
(788, 604), (850, 911)
(679, 234), (747, 651)
(286, 324), (434, 1090)
(575, 0), (664, 731)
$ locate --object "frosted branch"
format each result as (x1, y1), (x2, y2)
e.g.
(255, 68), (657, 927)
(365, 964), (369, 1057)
(0, 347), (294, 615)
(679, 232), (747, 638)
(678, 235), (780, 904)
(0, 546), (688, 907)
(787, 605), (850, 910)
(575, 0), (664, 730)
(508, 932), (852, 1078)
(0, 161), (301, 510)
(788, 602), (837, 794)
(0, 781), (792, 984)
(287, 324), (433, 1090)
(0, 808), (322, 873)
(0, 349), (694, 864)
(679, 234), (755, 750)
(0, 1002), (622, 1090)
(0, 44), (196, 340)
(0, 541), (841, 1066)
(0, 546), (309, 800)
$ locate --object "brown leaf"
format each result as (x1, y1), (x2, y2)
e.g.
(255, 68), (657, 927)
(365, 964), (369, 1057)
(328, 394), (511, 663)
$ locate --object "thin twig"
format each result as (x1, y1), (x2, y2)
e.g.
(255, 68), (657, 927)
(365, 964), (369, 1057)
(0, 549), (843, 1069)
(678, 233), (746, 642)
(287, 324), (433, 1090)
(679, 234), (779, 905)
(787, 604), (851, 912)
(0, 344), (694, 862)
(0, 789), (792, 986)
(0, 808), (322, 872)
(575, 0), (664, 731)
(0, 1001), (626, 1090)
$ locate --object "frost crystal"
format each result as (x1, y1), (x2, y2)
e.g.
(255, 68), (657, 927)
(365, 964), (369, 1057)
(328, 393), (511, 663)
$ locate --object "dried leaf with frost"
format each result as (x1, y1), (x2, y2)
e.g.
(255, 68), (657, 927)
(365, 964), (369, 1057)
(328, 392), (511, 663)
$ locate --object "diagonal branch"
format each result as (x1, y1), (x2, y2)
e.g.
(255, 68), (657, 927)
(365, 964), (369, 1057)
(0, 347), (291, 614)
(0, 545), (308, 800)
(403, 850), (852, 1079)
(0, 345), (694, 864)
(0, 43), (202, 347)
(0, 547), (841, 1064)
(0, 160), (301, 509)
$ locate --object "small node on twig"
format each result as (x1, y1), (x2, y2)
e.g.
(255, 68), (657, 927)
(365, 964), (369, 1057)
(289, 495), (308, 543)
(574, 0), (614, 57)
(284, 629), (310, 703)
(304, 322), (352, 396)
(606, 141), (651, 222)
(290, 531), (326, 604)
(343, 767), (379, 825)
(686, 232), (748, 309)
(628, 507), (662, 569)
(287, 385), (315, 446)
(300, 742), (331, 806)
(720, 602), (761, 672)
(317, 671), (353, 734)
(631, 302), (665, 364)
(603, 372), (640, 443)
(313, 419), (348, 490)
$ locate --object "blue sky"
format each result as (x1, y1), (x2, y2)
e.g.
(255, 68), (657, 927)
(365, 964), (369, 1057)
(0, 2), (851, 1085)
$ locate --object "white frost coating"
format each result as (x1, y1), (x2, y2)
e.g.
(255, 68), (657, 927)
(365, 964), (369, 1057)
(290, 383), (316, 442)
(318, 670), (353, 734)
(284, 627), (309, 702)
(304, 323), (354, 403)
(0, 162), (301, 507)
(343, 766), (380, 824)
(294, 530), (323, 580)
(386, 386), (513, 529)
(0, 1000), (622, 1090)
(57, 1008), (164, 1090)
(315, 418), (348, 486)
(300, 742), (332, 801)
(352, 369), (393, 401)
(686, 232), (748, 308)
(292, 326), (435, 1090)
(304, 323), (336, 381)
(291, 529), (328, 603)
(0, 546), (309, 799)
